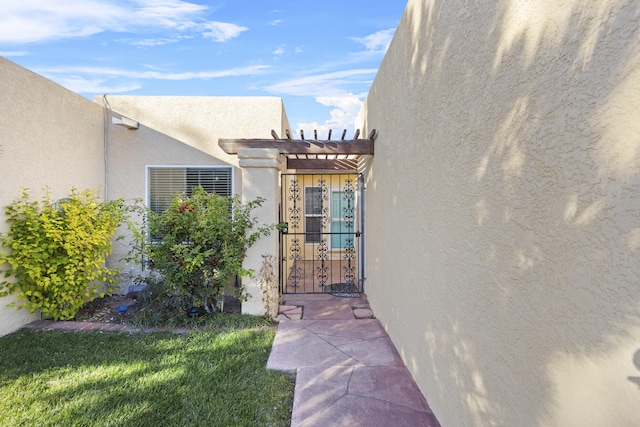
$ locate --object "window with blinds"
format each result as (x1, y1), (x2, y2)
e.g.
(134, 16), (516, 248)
(304, 186), (323, 243)
(148, 167), (232, 214)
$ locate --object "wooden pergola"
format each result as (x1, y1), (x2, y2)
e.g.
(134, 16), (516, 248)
(219, 128), (376, 170)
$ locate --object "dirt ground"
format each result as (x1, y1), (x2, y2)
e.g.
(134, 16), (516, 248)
(73, 294), (242, 324)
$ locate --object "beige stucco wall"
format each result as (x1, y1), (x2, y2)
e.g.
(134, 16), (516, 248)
(0, 57), (105, 336)
(0, 57), (290, 332)
(100, 95), (289, 198)
(101, 95), (288, 198)
(238, 148), (283, 316)
(101, 96), (289, 298)
(101, 95), (288, 161)
(358, 1), (640, 426)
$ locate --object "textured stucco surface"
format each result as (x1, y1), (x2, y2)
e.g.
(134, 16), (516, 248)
(358, 1), (640, 426)
(100, 95), (288, 201)
(0, 59), (290, 332)
(0, 57), (105, 336)
(238, 148), (283, 315)
(102, 96), (289, 295)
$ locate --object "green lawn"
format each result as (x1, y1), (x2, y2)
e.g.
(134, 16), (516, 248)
(0, 327), (294, 426)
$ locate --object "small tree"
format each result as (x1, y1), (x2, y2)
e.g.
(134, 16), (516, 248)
(146, 187), (271, 314)
(0, 188), (127, 320)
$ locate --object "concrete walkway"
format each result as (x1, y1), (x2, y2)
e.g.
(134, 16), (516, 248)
(267, 293), (441, 427)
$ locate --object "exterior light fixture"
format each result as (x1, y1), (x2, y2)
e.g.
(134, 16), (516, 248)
(112, 116), (139, 129)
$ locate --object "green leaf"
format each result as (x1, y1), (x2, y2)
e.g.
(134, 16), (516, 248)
(0, 187), (128, 319)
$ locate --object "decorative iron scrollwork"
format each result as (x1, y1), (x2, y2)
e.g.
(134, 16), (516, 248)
(343, 244), (356, 285)
(281, 173), (362, 294)
(316, 240), (329, 288)
(287, 178), (301, 230)
(316, 178), (329, 228)
(288, 238), (302, 288)
(342, 178), (357, 285)
(342, 178), (355, 232)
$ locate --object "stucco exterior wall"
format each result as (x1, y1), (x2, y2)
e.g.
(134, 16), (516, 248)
(238, 148), (283, 316)
(0, 59), (290, 332)
(101, 95), (288, 195)
(0, 57), (105, 336)
(358, 1), (640, 426)
(101, 96), (289, 295)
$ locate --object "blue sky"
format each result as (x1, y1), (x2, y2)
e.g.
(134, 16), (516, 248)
(0, 0), (407, 137)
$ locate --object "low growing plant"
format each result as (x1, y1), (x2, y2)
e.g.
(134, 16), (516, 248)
(144, 187), (271, 315)
(0, 188), (128, 320)
(258, 254), (280, 320)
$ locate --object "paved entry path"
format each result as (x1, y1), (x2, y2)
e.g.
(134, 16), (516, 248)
(267, 293), (441, 427)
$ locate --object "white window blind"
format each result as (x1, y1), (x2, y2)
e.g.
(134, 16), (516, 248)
(148, 167), (232, 214)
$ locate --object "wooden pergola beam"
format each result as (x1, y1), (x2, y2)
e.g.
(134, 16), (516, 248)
(219, 138), (374, 155)
(286, 158), (359, 170)
(220, 129), (375, 171)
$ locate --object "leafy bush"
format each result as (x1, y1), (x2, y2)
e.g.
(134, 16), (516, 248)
(0, 188), (128, 320)
(143, 187), (271, 314)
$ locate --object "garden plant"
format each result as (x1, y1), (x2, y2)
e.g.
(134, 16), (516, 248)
(134, 187), (271, 320)
(0, 188), (129, 320)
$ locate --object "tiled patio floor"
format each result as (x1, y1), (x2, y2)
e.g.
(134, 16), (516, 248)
(268, 293), (441, 427)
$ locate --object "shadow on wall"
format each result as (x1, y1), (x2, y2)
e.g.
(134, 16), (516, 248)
(104, 105), (238, 282)
(364, 0), (640, 426)
(629, 349), (640, 389)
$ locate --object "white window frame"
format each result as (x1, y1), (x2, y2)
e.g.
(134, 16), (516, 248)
(329, 189), (357, 250)
(304, 186), (324, 244)
(145, 165), (235, 213)
(302, 185), (358, 248)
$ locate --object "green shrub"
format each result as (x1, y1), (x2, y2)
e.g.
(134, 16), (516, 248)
(145, 187), (271, 314)
(0, 188), (128, 320)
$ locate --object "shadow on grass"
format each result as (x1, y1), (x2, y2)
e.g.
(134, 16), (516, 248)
(0, 329), (293, 426)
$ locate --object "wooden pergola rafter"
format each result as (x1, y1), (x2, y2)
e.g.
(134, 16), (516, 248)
(219, 128), (376, 171)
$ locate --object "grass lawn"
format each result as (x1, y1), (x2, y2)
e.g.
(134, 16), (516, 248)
(0, 326), (294, 426)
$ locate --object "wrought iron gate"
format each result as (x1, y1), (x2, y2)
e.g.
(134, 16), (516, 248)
(280, 173), (363, 294)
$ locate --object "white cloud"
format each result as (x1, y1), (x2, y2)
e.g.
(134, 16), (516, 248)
(35, 63), (269, 95)
(0, 0), (245, 44)
(0, 50), (30, 57)
(351, 28), (396, 52)
(268, 70), (373, 133)
(122, 36), (186, 47)
(269, 19), (283, 26)
(134, 0), (206, 31)
(296, 94), (364, 137)
(265, 69), (377, 97)
(1, 1), (135, 43)
(316, 95), (364, 117)
(202, 21), (248, 42)
(272, 45), (285, 55)
(55, 76), (142, 94)
(37, 64), (270, 81)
